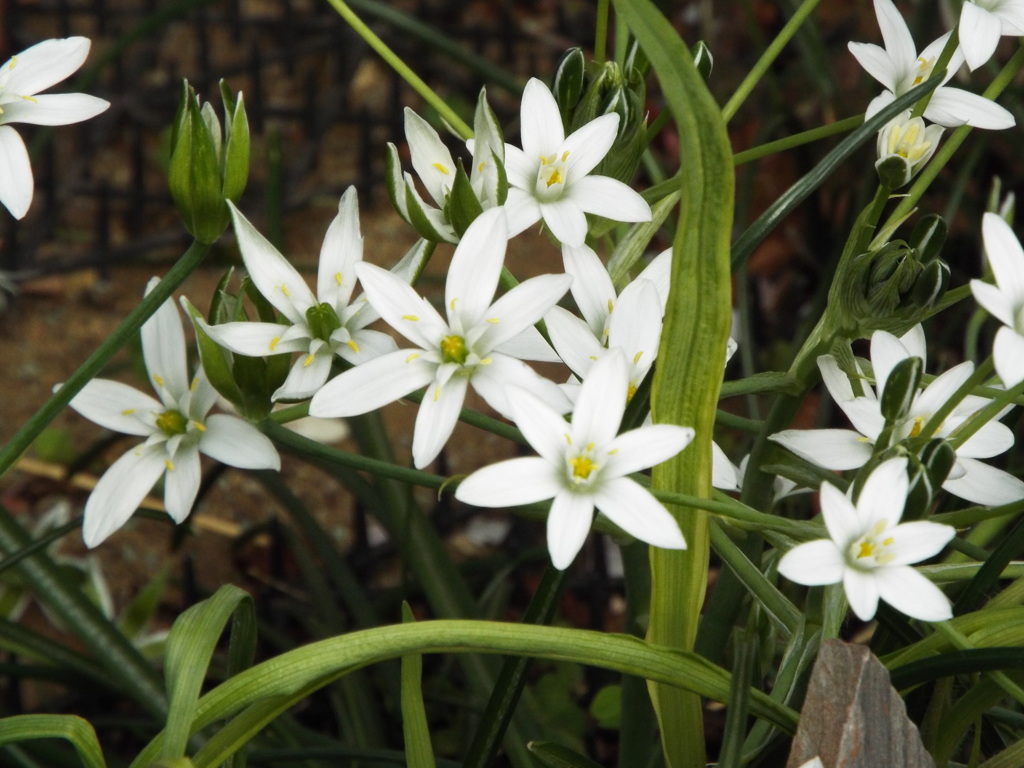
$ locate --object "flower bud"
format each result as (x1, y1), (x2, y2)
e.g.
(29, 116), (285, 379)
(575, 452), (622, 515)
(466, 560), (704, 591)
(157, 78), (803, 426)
(902, 438), (957, 520)
(880, 356), (923, 423)
(691, 41), (714, 81)
(553, 47), (586, 123)
(875, 111), (942, 190)
(168, 80), (250, 244)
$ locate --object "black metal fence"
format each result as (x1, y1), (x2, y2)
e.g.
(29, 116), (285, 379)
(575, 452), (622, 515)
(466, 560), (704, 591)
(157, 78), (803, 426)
(1, 0), (590, 275)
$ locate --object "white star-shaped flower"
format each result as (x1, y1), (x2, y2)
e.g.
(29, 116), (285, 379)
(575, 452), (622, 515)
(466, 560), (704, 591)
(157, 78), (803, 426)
(503, 78), (651, 247)
(0, 37), (110, 219)
(546, 243), (739, 490)
(960, 0), (1024, 71)
(778, 457), (955, 622)
(770, 325), (1024, 506)
(455, 350), (691, 570)
(848, 0), (1014, 129)
(970, 212), (1024, 387)
(201, 189), (396, 401)
(65, 280), (280, 547)
(309, 207), (571, 468)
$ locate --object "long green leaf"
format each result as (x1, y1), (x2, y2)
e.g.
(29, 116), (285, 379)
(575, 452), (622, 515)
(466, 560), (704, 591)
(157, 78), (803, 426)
(527, 741), (603, 768)
(129, 620), (799, 767)
(611, 2), (734, 766)
(0, 715), (106, 768)
(400, 604), (436, 768)
(161, 585), (254, 760)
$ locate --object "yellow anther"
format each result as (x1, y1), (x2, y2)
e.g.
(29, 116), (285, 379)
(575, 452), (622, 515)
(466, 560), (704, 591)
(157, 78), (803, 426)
(478, 162), (486, 173)
(479, 357), (492, 364)
(302, 353), (316, 367)
(165, 459), (175, 472)
(450, 298), (458, 310)
(486, 317), (499, 324)
(564, 433), (572, 445)
(153, 374), (165, 387)
(121, 408), (136, 415)
(20, 94), (37, 103)
(569, 455), (597, 481)
(857, 541), (875, 559)
(607, 298), (614, 314)
(633, 350), (643, 365)
(561, 150), (570, 162)
(270, 336), (280, 351)
(883, 537), (894, 546)
(545, 168), (564, 187)
(281, 284), (291, 297)
(433, 384), (442, 402)
(402, 314), (419, 321)
(347, 339), (360, 353)
(627, 384), (637, 402)
(335, 271), (343, 286)
(8, 56), (16, 70)
(190, 376), (198, 392)
(193, 421), (207, 432)
(405, 352), (420, 363)
(432, 162), (450, 175)
(909, 416), (925, 438)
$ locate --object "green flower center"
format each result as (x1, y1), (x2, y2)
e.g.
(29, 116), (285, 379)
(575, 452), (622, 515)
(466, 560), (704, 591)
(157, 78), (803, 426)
(306, 302), (342, 343)
(156, 409), (190, 437)
(441, 334), (469, 365)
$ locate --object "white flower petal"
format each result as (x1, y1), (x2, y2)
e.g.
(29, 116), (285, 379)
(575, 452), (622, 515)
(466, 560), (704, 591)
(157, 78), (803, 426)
(356, 262), (449, 350)
(309, 349), (436, 417)
(493, 325), (562, 363)
(412, 375), (468, 468)
(339, 328), (398, 365)
(456, 457), (562, 507)
(228, 202), (315, 324)
(856, 456), (908, 528)
(141, 281), (190, 403)
(837, 398), (885, 441)
(200, 414), (280, 470)
(317, 187), (363, 309)
(874, 0), (916, 80)
(608, 278), (662, 375)
(472, 354), (571, 419)
(886, 521), (955, 565)
(202, 320), (304, 357)
(472, 273), (571, 353)
(0, 93), (108, 126)
(637, 248), (673, 310)
(562, 113), (619, 178)
(82, 444), (167, 547)
(843, 568), (881, 621)
(572, 350), (628, 448)
(503, 144), (536, 190)
(1, 37), (90, 95)
(546, 306), (605, 379)
(0, 125), (32, 218)
(970, 278), (1015, 327)
(819, 481), (864, 548)
(594, 477), (686, 550)
(546, 491), (594, 570)
(875, 566), (952, 621)
(956, 420), (1014, 459)
(818, 355), (856, 402)
(68, 379), (161, 436)
(925, 87), (1015, 130)
(539, 197), (589, 247)
(870, 329), (910, 399)
(504, 384), (572, 464)
(914, 362), (974, 418)
(847, 42), (898, 91)
(164, 447), (200, 523)
(995, 326), (1024, 386)
(404, 108), (457, 207)
(960, 2), (1004, 70)
(711, 441), (740, 491)
(982, 212), (1024, 305)
(604, 425), (694, 478)
(568, 175), (652, 224)
(520, 78), (564, 159)
(503, 187), (543, 238)
(273, 349), (334, 401)
(563, 243), (616, 337)
(769, 428), (873, 470)
(942, 456), (1024, 505)
(446, 208), (508, 329)
(778, 539), (845, 586)
(188, 369), (218, 421)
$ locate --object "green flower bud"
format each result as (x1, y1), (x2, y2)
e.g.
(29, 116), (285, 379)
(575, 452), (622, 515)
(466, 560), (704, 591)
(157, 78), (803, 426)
(168, 80), (250, 244)
(903, 438), (956, 520)
(445, 159), (485, 239)
(880, 356), (923, 423)
(691, 41), (714, 81)
(553, 47), (586, 123)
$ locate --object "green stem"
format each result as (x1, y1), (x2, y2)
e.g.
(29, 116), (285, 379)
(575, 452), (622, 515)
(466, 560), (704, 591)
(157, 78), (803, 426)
(462, 565), (570, 768)
(323, 0), (473, 139)
(0, 240), (209, 480)
(595, 0), (611, 64)
(948, 375), (1024, 450)
(920, 356), (995, 439)
(733, 114), (862, 166)
(720, 0), (823, 123)
(881, 42), (1024, 234)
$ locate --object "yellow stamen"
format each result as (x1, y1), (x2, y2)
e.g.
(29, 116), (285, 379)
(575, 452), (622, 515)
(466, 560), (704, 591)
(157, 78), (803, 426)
(165, 459), (175, 472)
(545, 168), (564, 187)
(432, 162), (450, 174)
(561, 150), (570, 162)
(405, 353), (420, 363)
(433, 384), (442, 402)
(153, 374), (165, 387)
(193, 421), (206, 432)
(627, 384), (637, 402)
(569, 455), (597, 480)
(335, 271), (343, 286)
(633, 351), (643, 365)
(857, 541), (875, 559)
(121, 408), (136, 415)
(402, 314), (419, 321)
(486, 318), (499, 324)
(908, 416), (925, 438)
(190, 377), (198, 392)
(883, 537), (894, 546)
(347, 339), (360, 353)
(281, 284), (291, 297)
(302, 353), (316, 367)
(270, 336), (280, 351)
